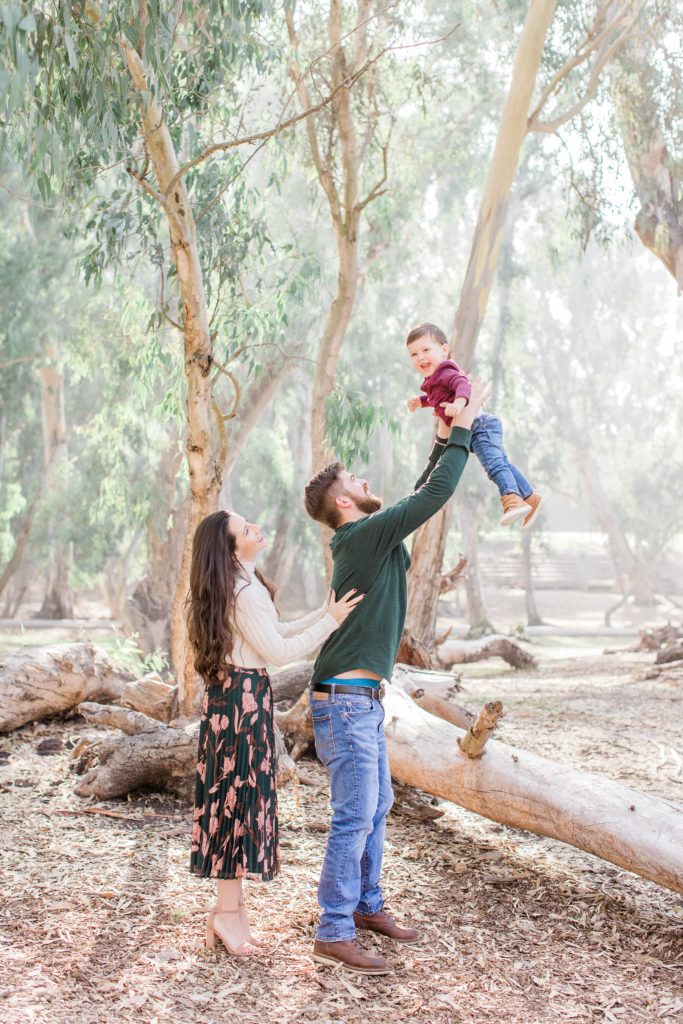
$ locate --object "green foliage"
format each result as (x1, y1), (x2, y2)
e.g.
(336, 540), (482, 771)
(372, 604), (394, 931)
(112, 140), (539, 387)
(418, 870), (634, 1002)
(108, 629), (170, 677)
(325, 385), (399, 467)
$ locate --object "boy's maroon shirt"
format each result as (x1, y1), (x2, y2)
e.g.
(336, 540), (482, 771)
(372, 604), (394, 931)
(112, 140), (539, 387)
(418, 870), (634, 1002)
(419, 359), (472, 425)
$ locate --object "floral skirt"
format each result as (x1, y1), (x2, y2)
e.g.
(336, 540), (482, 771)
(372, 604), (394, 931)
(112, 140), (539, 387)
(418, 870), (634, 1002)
(190, 665), (280, 881)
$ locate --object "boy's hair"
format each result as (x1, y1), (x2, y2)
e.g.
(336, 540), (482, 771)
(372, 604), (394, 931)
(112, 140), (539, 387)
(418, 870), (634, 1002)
(405, 322), (448, 348)
(304, 462), (346, 529)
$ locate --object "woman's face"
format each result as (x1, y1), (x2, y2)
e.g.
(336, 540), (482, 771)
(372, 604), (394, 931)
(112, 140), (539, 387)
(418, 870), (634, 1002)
(228, 512), (267, 562)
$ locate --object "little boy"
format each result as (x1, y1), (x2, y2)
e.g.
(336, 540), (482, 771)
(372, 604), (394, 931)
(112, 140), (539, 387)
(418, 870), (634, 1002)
(406, 322), (543, 528)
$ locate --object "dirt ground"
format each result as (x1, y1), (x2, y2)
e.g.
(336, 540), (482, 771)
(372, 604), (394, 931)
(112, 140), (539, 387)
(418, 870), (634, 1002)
(1, 645), (682, 1024)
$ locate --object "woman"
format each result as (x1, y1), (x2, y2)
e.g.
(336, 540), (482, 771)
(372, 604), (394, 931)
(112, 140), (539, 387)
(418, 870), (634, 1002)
(187, 509), (363, 956)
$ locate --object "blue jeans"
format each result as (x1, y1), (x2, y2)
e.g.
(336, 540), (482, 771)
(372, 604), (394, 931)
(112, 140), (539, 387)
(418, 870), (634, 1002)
(471, 412), (532, 499)
(310, 689), (394, 942)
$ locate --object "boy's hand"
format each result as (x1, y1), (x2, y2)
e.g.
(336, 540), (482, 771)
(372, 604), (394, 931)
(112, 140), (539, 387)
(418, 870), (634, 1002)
(440, 397), (467, 419)
(453, 378), (491, 430)
(406, 396), (421, 412)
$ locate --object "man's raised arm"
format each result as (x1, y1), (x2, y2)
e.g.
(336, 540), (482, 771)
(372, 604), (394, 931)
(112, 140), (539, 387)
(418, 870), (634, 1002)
(358, 381), (489, 557)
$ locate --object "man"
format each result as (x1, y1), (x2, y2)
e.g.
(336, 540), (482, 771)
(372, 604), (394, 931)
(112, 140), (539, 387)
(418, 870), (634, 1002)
(303, 380), (487, 974)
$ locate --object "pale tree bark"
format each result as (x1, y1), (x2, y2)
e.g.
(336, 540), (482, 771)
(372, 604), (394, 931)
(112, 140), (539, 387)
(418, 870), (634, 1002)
(612, 40), (683, 288)
(460, 484), (495, 636)
(452, 0), (558, 369)
(521, 531), (544, 626)
(383, 685), (683, 895)
(406, 1), (557, 642)
(120, 35), (221, 715)
(221, 353), (291, 483)
(126, 429), (185, 655)
(407, 1), (640, 646)
(0, 642), (133, 732)
(403, 503), (451, 648)
(36, 341), (73, 619)
(286, 1), (388, 476)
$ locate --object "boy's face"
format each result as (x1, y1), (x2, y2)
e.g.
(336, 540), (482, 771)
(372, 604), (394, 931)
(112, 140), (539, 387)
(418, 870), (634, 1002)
(407, 335), (449, 377)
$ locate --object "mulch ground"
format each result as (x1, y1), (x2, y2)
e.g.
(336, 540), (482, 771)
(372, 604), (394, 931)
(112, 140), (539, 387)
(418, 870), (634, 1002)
(1, 648), (682, 1024)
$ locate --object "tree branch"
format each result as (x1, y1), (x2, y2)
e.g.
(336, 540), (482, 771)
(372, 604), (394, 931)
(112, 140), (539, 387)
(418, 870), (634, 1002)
(528, 1), (644, 133)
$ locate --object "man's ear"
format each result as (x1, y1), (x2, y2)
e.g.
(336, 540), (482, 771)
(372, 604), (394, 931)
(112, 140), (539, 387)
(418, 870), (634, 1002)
(335, 494), (352, 509)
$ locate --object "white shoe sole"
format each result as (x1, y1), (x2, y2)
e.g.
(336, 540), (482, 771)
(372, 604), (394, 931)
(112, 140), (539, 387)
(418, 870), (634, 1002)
(521, 494), (544, 531)
(499, 503), (531, 527)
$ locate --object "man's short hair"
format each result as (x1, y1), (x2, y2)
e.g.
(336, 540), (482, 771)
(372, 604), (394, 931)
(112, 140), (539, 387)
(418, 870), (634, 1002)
(405, 322), (448, 347)
(304, 462), (345, 529)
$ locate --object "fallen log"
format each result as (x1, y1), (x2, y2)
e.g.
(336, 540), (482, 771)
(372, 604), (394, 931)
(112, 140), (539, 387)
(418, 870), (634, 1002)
(271, 661), (314, 703)
(274, 689), (313, 761)
(73, 701), (296, 800)
(275, 666), (475, 757)
(656, 642), (683, 665)
(119, 673), (178, 724)
(393, 665), (472, 730)
(437, 634), (536, 670)
(604, 623), (683, 655)
(383, 684), (683, 895)
(0, 642), (133, 732)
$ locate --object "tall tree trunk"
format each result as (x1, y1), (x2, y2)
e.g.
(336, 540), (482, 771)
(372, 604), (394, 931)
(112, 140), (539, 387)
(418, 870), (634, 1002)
(613, 41), (683, 288)
(36, 341), (73, 619)
(404, 503), (452, 649)
(121, 39), (220, 716)
(452, 0), (558, 369)
(406, 1), (557, 643)
(287, 1), (385, 500)
(521, 531), (543, 626)
(222, 354), (290, 484)
(579, 456), (656, 605)
(460, 492), (494, 636)
(264, 383), (312, 596)
(126, 430), (185, 653)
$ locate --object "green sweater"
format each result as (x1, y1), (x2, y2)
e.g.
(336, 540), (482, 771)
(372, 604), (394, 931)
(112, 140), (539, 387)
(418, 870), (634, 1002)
(311, 425), (472, 686)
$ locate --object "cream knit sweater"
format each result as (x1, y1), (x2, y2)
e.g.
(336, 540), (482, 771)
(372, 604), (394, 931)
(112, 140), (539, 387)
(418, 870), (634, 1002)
(230, 562), (338, 670)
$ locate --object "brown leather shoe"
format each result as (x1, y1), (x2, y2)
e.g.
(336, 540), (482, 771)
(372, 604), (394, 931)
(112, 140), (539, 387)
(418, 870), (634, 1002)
(312, 938), (390, 975)
(499, 492), (532, 526)
(353, 909), (419, 944)
(521, 491), (544, 531)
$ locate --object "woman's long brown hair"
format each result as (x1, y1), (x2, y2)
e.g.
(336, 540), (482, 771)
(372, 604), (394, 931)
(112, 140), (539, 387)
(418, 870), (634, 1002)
(186, 510), (276, 682)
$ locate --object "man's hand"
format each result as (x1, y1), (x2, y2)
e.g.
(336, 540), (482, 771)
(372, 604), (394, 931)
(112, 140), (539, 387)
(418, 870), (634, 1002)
(453, 378), (491, 430)
(440, 397), (467, 419)
(406, 396), (422, 412)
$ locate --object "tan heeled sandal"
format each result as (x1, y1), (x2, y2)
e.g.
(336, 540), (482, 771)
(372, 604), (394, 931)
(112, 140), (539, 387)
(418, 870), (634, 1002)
(237, 898), (267, 947)
(206, 910), (260, 957)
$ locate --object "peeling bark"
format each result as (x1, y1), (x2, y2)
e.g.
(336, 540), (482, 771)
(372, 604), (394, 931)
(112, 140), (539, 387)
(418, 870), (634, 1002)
(120, 38), (221, 716)
(0, 643), (133, 732)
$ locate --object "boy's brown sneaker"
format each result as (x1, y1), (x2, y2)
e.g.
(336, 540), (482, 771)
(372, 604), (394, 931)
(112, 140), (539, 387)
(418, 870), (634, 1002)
(312, 938), (390, 974)
(499, 493), (532, 526)
(521, 492), (544, 531)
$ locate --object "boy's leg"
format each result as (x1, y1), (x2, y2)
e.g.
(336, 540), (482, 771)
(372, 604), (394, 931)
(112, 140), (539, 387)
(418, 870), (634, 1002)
(508, 461), (533, 500)
(311, 696), (383, 942)
(470, 414), (521, 497)
(356, 710), (394, 915)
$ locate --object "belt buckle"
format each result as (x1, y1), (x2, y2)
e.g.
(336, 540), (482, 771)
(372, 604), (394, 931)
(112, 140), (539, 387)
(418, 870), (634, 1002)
(377, 682), (386, 702)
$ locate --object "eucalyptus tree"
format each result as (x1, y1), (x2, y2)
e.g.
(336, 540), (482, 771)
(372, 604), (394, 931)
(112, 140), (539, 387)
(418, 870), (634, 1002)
(405, 0), (650, 649)
(1, 0), (363, 709)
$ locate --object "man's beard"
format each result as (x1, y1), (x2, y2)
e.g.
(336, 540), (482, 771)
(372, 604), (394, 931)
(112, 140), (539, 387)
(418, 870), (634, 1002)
(353, 493), (382, 515)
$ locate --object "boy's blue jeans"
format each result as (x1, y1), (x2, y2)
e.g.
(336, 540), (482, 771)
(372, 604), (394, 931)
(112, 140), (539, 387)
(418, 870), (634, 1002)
(310, 689), (393, 942)
(471, 412), (532, 499)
